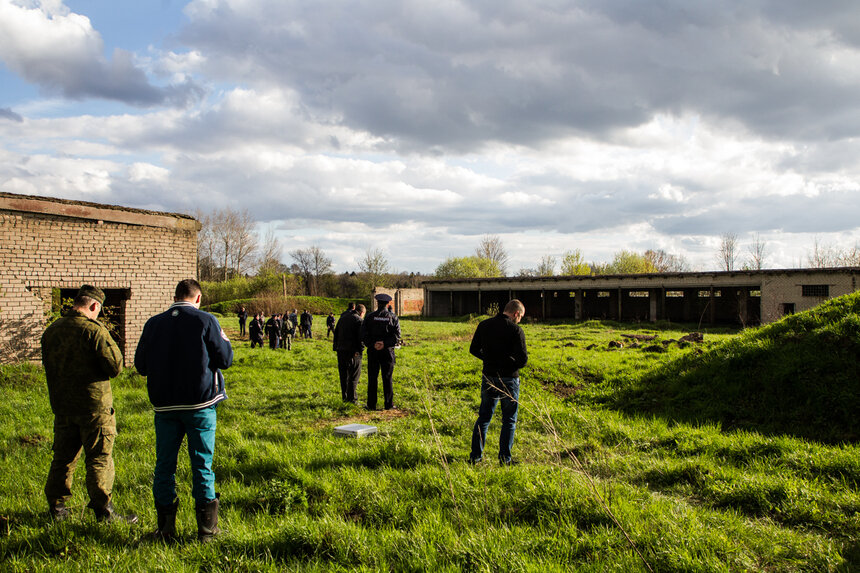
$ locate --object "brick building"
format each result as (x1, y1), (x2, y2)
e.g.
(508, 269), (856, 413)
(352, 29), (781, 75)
(0, 192), (199, 365)
(423, 268), (860, 325)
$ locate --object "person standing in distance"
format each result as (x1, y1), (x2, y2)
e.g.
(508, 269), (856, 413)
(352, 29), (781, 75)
(237, 306), (248, 338)
(333, 303), (366, 402)
(361, 293), (401, 410)
(134, 279), (233, 542)
(468, 299), (527, 466)
(41, 284), (138, 523)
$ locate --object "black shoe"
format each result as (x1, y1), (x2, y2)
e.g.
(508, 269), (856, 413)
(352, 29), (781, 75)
(151, 499), (179, 542)
(499, 459), (520, 466)
(94, 502), (139, 524)
(196, 496), (221, 543)
(49, 503), (70, 522)
(467, 457), (482, 465)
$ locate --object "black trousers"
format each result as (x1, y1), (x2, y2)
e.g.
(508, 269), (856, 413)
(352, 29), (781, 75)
(367, 348), (395, 409)
(238, 320), (246, 336)
(336, 350), (362, 402)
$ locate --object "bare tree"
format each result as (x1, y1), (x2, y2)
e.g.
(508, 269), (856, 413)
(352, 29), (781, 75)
(195, 207), (259, 280)
(644, 249), (690, 273)
(290, 245), (333, 295)
(746, 233), (768, 270)
(358, 247), (391, 294)
(257, 228), (282, 274)
(475, 234), (510, 276)
(194, 209), (217, 281)
(717, 232), (738, 271)
(536, 255), (556, 276)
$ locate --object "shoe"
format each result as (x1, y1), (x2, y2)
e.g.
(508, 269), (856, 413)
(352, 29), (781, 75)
(499, 459), (520, 466)
(467, 457), (482, 465)
(151, 499), (179, 542)
(49, 503), (70, 522)
(196, 496), (220, 543)
(384, 406), (397, 411)
(94, 502), (139, 524)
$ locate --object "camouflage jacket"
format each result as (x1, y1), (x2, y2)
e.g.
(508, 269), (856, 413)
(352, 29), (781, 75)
(41, 309), (123, 416)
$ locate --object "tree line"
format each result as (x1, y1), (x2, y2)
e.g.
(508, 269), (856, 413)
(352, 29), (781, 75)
(195, 208), (860, 299)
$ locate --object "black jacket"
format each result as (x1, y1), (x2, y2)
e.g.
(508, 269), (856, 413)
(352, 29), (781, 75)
(333, 311), (364, 353)
(362, 307), (401, 349)
(469, 313), (528, 378)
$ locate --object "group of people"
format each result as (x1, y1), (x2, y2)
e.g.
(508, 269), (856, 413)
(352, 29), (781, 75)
(239, 308), (317, 349)
(41, 281), (528, 543)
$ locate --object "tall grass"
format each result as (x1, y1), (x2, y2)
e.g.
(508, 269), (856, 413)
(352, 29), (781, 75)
(1, 304), (859, 570)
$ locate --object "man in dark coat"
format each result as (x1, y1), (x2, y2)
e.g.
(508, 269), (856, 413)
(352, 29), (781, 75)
(41, 285), (138, 523)
(265, 314), (281, 349)
(333, 303), (366, 402)
(237, 306), (248, 337)
(135, 279), (233, 542)
(468, 299), (528, 466)
(249, 313), (264, 348)
(361, 294), (401, 410)
(300, 310), (313, 339)
(326, 312), (336, 338)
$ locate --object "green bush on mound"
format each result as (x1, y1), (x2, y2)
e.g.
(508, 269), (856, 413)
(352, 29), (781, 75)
(614, 291), (860, 442)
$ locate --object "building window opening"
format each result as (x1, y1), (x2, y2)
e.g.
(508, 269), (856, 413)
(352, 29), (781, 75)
(781, 302), (796, 315)
(802, 284), (829, 297)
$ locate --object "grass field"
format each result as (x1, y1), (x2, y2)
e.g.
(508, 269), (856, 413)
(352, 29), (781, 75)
(2, 305), (859, 571)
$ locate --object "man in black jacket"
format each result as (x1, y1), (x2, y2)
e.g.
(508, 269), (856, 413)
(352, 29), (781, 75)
(135, 279), (233, 542)
(468, 299), (527, 466)
(361, 294), (401, 410)
(333, 304), (366, 402)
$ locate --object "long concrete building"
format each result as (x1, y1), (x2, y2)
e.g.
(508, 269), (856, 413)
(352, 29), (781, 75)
(422, 268), (860, 325)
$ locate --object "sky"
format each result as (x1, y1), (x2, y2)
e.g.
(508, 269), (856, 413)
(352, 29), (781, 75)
(2, 0), (860, 275)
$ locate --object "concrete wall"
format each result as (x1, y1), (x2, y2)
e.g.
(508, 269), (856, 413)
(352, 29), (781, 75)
(370, 287), (424, 316)
(0, 193), (199, 365)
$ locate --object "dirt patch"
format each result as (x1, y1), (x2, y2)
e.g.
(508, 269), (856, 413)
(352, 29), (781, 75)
(18, 434), (48, 446)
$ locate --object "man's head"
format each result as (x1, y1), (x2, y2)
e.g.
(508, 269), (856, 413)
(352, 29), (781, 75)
(73, 284), (105, 320)
(174, 279), (203, 308)
(356, 303), (366, 318)
(503, 299), (525, 324)
(347, 302), (356, 311)
(375, 293), (392, 309)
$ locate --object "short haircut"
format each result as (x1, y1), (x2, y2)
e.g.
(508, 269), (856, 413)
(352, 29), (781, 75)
(175, 279), (202, 300)
(356, 303), (366, 314)
(73, 294), (98, 309)
(347, 302), (356, 310)
(504, 299), (525, 315)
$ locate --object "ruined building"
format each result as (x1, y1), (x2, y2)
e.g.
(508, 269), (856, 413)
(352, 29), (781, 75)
(0, 192), (199, 365)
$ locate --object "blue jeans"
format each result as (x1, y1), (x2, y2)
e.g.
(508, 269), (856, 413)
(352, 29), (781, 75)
(153, 406), (217, 506)
(470, 376), (519, 463)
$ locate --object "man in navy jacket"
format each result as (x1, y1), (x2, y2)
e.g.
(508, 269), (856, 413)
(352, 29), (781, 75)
(135, 279), (233, 542)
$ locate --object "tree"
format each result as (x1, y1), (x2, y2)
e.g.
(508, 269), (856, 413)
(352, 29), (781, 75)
(257, 228), (283, 275)
(536, 255), (556, 276)
(435, 256), (501, 279)
(195, 207), (259, 280)
(745, 233), (768, 270)
(290, 246), (333, 295)
(475, 235), (510, 276)
(717, 232), (738, 271)
(604, 250), (657, 274)
(644, 249), (690, 273)
(560, 249), (591, 275)
(358, 247), (391, 294)
(807, 237), (839, 268)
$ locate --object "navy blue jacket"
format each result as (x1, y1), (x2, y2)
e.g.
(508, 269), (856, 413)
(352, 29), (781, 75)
(135, 302), (233, 412)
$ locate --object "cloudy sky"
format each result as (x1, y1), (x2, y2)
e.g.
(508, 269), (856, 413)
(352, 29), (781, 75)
(2, 0), (860, 274)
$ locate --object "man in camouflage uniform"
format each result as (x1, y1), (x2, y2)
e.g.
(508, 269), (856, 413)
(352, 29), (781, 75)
(41, 285), (138, 523)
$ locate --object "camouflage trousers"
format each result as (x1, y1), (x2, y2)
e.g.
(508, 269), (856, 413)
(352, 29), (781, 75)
(44, 411), (116, 511)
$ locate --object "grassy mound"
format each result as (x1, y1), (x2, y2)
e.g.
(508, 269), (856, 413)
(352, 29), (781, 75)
(613, 292), (860, 442)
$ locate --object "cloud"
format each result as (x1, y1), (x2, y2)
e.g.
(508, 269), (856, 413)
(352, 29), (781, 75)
(176, 0), (860, 151)
(0, 0), (202, 107)
(0, 107), (23, 122)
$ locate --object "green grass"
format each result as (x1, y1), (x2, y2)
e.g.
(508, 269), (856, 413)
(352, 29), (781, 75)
(2, 301), (860, 571)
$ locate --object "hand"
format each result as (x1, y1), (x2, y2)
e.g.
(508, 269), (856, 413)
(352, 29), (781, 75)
(374, 341), (384, 351)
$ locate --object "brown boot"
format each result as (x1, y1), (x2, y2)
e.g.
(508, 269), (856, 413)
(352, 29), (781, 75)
(93, 502), (139, 524)
(195, 496), (220, 543)
(152, 500), (179, 541)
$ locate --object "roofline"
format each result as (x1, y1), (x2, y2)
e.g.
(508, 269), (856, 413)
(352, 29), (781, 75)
(0, 191), (200, 231)
(423, 267), (860, 285)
